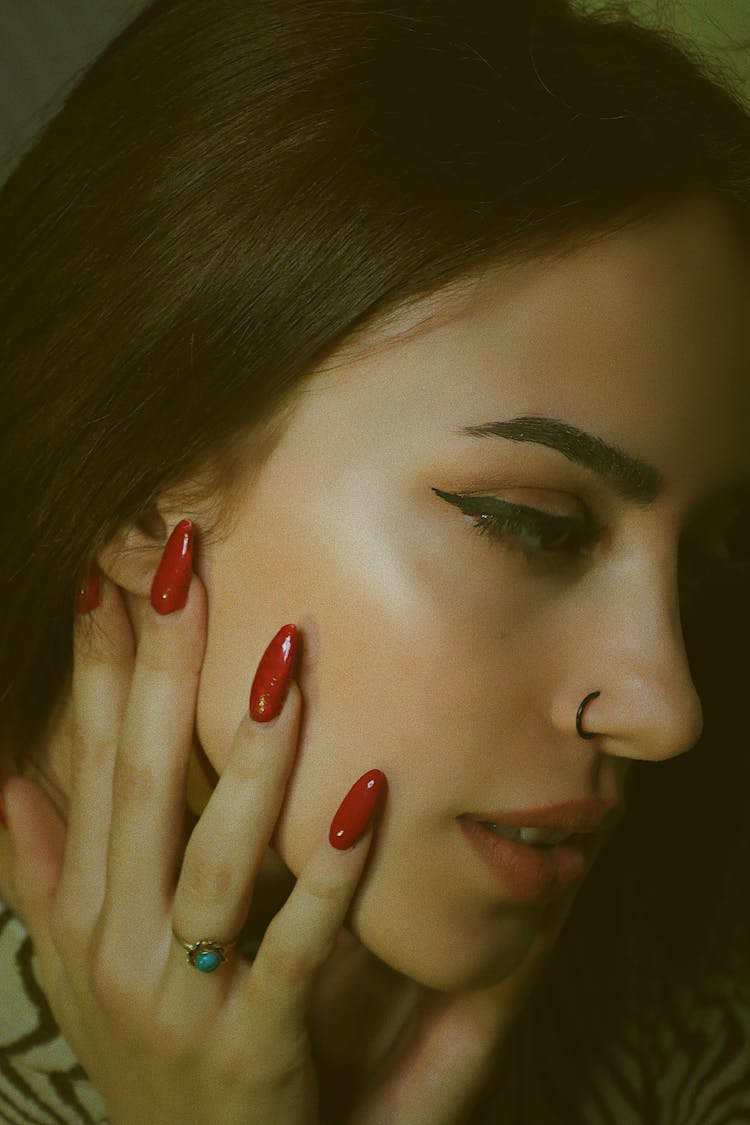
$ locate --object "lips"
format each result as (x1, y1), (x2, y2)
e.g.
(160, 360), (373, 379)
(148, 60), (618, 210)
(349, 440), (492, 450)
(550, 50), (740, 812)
(463, 796), (623, 836)
(458, 817), (597, 901)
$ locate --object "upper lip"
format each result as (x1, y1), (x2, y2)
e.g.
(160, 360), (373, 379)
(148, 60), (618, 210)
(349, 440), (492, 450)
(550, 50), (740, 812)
(464, 797), (623, 835)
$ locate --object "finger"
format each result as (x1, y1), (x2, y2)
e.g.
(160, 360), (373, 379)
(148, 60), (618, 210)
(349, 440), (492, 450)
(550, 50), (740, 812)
(236, 769), (387, 1033)
(58, 571), (134, 928)
(168, 678), (303, 970)
(3, 777), (68, 983)
(104, 522), (206, 928)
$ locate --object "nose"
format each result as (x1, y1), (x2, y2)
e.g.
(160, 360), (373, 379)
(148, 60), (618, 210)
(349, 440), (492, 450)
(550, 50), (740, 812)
(555, 557), (704, 763)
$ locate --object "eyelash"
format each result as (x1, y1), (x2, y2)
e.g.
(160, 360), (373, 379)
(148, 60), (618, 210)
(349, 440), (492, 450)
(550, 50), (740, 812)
(432, 487), (750, 584)
(432, 488), (600, 561)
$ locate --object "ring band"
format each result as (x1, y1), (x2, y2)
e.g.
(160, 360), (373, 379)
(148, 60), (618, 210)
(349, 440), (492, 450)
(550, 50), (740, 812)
(171, 929), (237, 973)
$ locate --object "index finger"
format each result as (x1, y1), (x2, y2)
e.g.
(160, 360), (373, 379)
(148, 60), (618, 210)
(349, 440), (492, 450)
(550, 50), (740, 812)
(103, 521), (207, 926)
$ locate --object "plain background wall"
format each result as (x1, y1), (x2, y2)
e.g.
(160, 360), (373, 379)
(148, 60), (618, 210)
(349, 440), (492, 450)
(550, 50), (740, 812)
(0, 0), (150, 184)
(0, 0), (749, 186)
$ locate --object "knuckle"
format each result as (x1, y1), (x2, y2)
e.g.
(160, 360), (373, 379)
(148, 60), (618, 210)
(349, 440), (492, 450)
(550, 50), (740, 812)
(224, 743), (264, 785)
(114, 758), (156, 802)
(138, 619), (205, 679)
(180, 847), (236, 902)
(132, 655), (201, 709)
(135, 645), (181, 676)
(261, 916), (318, 981)
(302, 858), (344, 905)
(74, 613), (127, 670)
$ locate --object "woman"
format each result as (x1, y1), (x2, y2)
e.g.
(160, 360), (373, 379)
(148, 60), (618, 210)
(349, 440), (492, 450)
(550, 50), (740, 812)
(1, 0), (749, 1121)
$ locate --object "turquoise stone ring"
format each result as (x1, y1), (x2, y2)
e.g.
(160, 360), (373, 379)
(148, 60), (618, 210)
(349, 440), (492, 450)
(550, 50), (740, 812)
(171, 931), (236, 973)
(188, 942), (225, 972)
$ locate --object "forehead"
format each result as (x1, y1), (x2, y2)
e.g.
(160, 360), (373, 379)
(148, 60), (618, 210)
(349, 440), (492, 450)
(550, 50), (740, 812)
(309, 196), (750, 490)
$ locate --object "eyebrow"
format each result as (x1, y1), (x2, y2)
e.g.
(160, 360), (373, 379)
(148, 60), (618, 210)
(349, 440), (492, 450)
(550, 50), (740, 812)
(457, 415), (663, 505)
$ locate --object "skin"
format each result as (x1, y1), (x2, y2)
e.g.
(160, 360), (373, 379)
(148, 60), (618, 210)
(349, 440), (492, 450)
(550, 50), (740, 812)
(3, 194), (750, 1003)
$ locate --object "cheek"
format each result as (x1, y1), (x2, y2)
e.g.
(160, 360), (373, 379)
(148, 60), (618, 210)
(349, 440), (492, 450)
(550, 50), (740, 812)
(268, 593), (531, 873)
(191, 506), (546, 871)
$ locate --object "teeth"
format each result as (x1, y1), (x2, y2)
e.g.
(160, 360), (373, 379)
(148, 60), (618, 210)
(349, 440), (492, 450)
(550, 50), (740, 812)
(481, 823), (573, 846)
(518, 826), (572, 846)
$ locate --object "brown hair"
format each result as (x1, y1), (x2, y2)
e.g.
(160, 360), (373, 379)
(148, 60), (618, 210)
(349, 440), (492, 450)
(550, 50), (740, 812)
(2, 0), (749, 1073)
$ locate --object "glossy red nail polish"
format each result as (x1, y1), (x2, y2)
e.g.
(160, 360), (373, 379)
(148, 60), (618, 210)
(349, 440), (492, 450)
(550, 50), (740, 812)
(0, 791), (7, 830)
(249, 624), (298, 722)
(74, 562), (101, 615)
(329, 769), (387, 850)
(150, 520), (193, 615)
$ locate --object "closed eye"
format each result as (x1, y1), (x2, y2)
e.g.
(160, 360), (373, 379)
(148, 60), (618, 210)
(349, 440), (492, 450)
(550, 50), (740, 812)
(431, 488), (600, 560)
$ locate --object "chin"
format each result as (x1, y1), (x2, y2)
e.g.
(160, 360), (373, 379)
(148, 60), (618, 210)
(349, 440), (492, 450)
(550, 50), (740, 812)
(344, 894), (543, 993)
(270, 803), (553, 993)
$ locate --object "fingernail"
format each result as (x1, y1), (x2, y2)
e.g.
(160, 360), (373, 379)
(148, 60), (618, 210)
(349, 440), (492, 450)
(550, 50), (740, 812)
(74, 562), (101, 615)
(249, 624), (297, 722)
(0, 791), (7, 830)
(329, 769), (387, 850)
(150, 520), (193, 615)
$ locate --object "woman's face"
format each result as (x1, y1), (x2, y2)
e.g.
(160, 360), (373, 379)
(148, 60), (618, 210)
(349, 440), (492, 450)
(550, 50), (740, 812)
(193, 196), (750, 990)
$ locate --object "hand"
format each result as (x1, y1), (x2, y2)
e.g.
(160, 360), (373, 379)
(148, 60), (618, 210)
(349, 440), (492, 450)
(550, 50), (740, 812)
(307, 897), (571, 1125)
(2, 538), (384, 1125)
(2, 526), (566, 1125)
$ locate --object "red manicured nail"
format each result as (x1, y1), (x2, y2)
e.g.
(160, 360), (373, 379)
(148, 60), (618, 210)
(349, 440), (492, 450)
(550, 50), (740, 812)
(249, 624), (298, 722)
(329, 769), (387, 850)
(0, 791), (7, 830)
(150, 520), (193, 615)
(74, 562), (101, 615)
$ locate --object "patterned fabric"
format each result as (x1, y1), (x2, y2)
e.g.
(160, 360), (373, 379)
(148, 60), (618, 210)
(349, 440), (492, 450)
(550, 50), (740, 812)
(0, 902), (260, 1125)
(2, 898), (750, 1124)
(0, 905), (107, 1124)
(481, 903), (750, 1125)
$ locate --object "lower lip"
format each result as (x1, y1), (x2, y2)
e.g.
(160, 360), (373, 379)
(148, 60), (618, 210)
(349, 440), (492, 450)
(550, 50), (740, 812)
(458, 817), (598, 903)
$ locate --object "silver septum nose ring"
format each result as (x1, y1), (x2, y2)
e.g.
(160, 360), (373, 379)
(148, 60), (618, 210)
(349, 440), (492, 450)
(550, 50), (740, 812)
(576, 691), (601, 740)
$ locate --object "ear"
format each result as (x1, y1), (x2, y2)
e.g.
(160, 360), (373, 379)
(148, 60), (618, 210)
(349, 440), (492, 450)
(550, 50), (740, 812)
(93, 470), (221, 599)
(94, 506), (172, 600)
